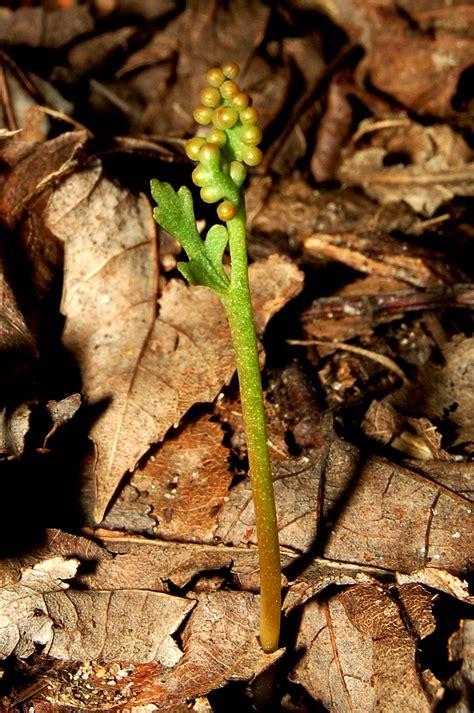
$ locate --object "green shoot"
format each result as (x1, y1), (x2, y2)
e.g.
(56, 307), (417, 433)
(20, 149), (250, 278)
(150, 62), (281, 653)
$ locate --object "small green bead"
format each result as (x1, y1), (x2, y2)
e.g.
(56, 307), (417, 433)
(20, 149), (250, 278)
(240, 107), (258, 125)
(222, 62), (239, 80)
(232, 92), (249, 111)
(212, 106), (238, 130)
(230, 160), (247, 186)
(242, 145), (263, 166)
(185, 137), (205, 160)
(198, 142), (220, 165)
(206, 128), (227, 147)
(201, 185), (223, 203)
(241, 125), (262, 146)
(207, 67), (225, 87)
(193, 105), (214, 125)
(220, 80), (239, 100)
(217, 200), (237, 221)
(192, 165), (208, 186)
(200, 86), (221, 108)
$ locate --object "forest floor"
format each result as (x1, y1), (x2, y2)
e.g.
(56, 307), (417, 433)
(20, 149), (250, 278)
(0, 1), (473, 711)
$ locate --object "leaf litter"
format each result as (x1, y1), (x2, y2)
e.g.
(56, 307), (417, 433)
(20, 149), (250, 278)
(1, 1), (473, 711)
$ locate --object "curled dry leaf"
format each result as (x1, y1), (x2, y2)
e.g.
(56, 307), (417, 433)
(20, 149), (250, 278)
(314, 0), (474, 116)
(292, 583), (434, 712)
(338, 146), (474, 217)
(445, 619), (474, 712)
(0, 5), (94, 49)
(0, 253), (36, 354)
(0, 403), (31, 460)
(0, 131), (88, 229)
(396, 568), (472, 604)
(43, 394), (82, 448)
(303, 232), (448, 287)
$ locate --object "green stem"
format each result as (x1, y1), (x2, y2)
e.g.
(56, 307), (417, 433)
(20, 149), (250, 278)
(221, 199), (281, 653)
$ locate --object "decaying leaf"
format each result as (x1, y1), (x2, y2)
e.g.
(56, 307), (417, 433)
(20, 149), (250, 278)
(396, 568), (472, 604)
(303, 232), (446, 288)
(131, 592), (283, 708)
(43, 394), (82, 448)
(0, 253), (36, 355)
(44, 162), (158, 523)
(291, 583), (434, 712)
(0, 403), (31, 460)
(313, 0), (474, 117)
(362, 399), (453, 461)
(445, 618), (474, 712)
(217, 415), (473, 574)
(0, 557), (78, 659)
(108, 414), (232, 543)
(0, 131), (88, 229)
(390, 336), (474, 445)
(338, 144), (474, 217)
(0, 548), (194, 667)
(43, 589), (194, 667)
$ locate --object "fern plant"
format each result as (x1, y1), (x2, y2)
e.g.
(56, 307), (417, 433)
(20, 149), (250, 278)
(150, 62), (281, 653)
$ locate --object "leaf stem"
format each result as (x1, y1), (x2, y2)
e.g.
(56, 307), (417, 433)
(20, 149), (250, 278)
(222, 199), (281, 653)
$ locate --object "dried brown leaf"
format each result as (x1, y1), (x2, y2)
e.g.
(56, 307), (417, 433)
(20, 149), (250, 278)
(131, 592), (283, 708)
(391, 336), (474, 445)
(396, 568), (472, 604)
(338, 147), (474, 217)
(397, 583), (437, 640)
(43, 590), (194, 666)
(445, 618), (474, 711)
(115, 415), (232, 542)
(217, 416), (473, 574)
(0, 253), (36, 354)
(0, 403), (31, 459)
(314, 0), (473, 116)
(0, 6), (94, 49)
(0, 131), (88, 229)
(303, 233), (445, 287)
(0, 556), (79, 659)
(44, 163), (158, 523)
(292, 583), (434, 711)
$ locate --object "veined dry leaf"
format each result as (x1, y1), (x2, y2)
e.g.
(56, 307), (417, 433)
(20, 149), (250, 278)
(338, 146), (474, 217)
(45, 158), (303, 525)
(396, 583), (437, 640)
(396, 568), (472, 604)
(445, 619), (474, 712)
(217, 415), (473, 574)
(0, 556), (78, 659)
(0, 5), (94, 49)
(44, 163), (158, 523)
(303, 232), (446, 287)
(130, 592), (283, 708)
(107, 414), (232, 543)
(292, 583), (434, 712)
(43, 590), (194, 666)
